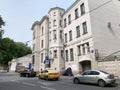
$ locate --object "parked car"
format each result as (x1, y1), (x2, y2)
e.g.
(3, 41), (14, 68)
(20, 69), (36, 77)
(38, 69), (60, 80)
(73, 70), (116, 87)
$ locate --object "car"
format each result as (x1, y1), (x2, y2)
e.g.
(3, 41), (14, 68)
(73, 70), (116, 87)
(20, 69), (36, 77)
(38, 69), (60, 80)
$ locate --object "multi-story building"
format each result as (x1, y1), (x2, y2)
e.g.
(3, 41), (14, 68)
(63, 0), (120, 75)
(31, 16), (49, 72)
(31, 0), (120, 76)
(48, 7), (65, 73)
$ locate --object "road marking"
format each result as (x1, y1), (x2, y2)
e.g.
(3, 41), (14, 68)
(22, 82), (35, 86)
(10, 80), (19, 82)
(40, 86), (56, 90)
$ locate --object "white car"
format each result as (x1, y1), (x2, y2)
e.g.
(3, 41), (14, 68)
(73, 70), (116, 87)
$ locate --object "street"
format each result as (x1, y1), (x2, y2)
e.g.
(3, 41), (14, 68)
(0, 72), (119, 90)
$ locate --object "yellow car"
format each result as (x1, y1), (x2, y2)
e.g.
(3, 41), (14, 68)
(38, 69), (60, 80)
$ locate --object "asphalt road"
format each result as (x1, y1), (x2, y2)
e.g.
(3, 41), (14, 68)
(0, 72), (119, 90)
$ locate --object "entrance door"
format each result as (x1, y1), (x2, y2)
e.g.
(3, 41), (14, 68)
(81, 61), (91, 72)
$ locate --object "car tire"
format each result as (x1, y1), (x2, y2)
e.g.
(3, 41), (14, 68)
(20, 74), (22, 77)
(55, 78), (59, 81)
(45, 76), (48, 80)
(73, 78), (80, 84)
(38, 75), (41, 79)
(26, 74), (29, 77)
(98, 79), (106, 87)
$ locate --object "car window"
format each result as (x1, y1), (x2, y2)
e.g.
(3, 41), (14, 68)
(100, 70), (109, 74)
(82, 71), (90, 75)
(42, 70), (48, 73)
(90, 71), (100, 75)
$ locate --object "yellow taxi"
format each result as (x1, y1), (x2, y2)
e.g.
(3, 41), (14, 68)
(38, 68), (60, 80)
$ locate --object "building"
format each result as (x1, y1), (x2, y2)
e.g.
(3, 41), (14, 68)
(62, 0), (120, 74)
(10, 54), (32, 72)
(31, 0), (120, 76)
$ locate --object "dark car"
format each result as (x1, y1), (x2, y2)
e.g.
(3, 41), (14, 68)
(20, 69), (36, 77)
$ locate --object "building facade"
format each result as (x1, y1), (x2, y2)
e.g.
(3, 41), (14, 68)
(31, 0), (120, 76)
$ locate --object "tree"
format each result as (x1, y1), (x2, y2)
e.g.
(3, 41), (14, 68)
(0, 38), (32, 65)
(0, 15), (5, 40)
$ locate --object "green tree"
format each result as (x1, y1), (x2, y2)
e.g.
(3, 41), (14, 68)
(0, 15), (5, 40)
(0, 16), (32, 66)
(0, 38), (32, 65)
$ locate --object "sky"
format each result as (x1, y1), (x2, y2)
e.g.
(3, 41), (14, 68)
(0, 0), (76, 46)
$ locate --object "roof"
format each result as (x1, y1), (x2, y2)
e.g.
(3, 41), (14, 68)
(48, 7), (65, 13)
(31, 15), (48, 30)
(63, 0), (80, 16)
(103, 50), (120, 60)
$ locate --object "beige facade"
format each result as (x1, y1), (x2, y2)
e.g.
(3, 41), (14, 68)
(32, 16), (49, 72)
(31, 0), (120, 76)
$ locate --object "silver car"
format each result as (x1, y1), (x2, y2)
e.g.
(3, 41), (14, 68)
(73, 70), (116, 87)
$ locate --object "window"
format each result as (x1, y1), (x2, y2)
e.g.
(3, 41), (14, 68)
(49, 31), (51, 41)
(82, 22), (88, 34)
(54, 50), (57, 58)
(64, 18), (67, 28)
(90, 71), (100, 75)
(53, 30), (57, 40)
(86, 42), (90, 53)
(33, 31), (35, 39)
(80, 3), (85, 15)
(41, 40), (43, 48)
(33, 44), (35, 51)
(69, 30), (72, 41)
(82, 71), (90, 75)
(41, 53), (43, 63)
(42, 26), (44, 35)
(60, 31), (63, 39)
(65, 33), (67, 43)
(32, 55), (35, 64)
(82, 44), (85, 54)
(61, 50), (64, 58)
(53, 12), (56, 16)
(76, 26), (80, 37)
(53, 20), (57, 27)
(49, 22), (51, 28)
(77, 45), (81, 56)
(70, 48), (74, 61)
(75, 8), (79, 19)
(59, 20), (62, 27)
(68, 14), (71, 24)
(65, 50), (68, 61)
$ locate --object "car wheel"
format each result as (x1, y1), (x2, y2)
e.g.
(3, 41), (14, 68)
(20, 74), (22, 77)
(38, 75), (41, 79)
(98, 80), (106, 87)
(74, 78), (80, 84)
(55, 78), (59, 81)
(45, 76), (48, 80)
(26, 74), (29, 77)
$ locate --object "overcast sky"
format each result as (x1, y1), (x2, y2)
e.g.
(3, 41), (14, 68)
(0, 0), (76, 46)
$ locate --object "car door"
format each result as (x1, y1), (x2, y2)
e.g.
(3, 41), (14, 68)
(80, 71), (91, 83)
(89, 71), (100, 84)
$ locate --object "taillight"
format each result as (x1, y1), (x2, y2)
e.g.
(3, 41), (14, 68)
(107, 74), (114, 79)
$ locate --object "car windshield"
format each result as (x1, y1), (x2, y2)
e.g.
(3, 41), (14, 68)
(100, 70), (109, 74)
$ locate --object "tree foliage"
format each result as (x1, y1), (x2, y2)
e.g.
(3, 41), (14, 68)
(0, 15), (32, 65)
(0, 15), (5, 40)
(0, 38), (32, 65)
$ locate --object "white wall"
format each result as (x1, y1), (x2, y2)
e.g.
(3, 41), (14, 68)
(88, 0), (120, 57)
